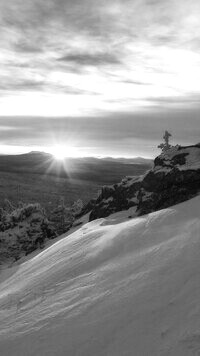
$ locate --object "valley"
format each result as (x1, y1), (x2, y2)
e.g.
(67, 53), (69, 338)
(0, 152), (151, 211)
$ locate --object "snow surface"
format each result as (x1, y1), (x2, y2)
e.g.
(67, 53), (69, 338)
(1, 196), (200, 355)
(177, 147), (200, 170)
(158, 146), (200, 171)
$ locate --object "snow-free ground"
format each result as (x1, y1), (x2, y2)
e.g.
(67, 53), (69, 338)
(0, 197), (200, 355)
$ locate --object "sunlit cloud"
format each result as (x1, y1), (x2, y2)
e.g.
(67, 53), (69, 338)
(0, 0), (200, 113)
(0, 0), (200, 156)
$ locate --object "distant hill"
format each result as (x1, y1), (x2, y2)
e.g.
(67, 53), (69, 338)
(0, 152), (151, 211)
(0, 151), (152, 182)
(102, 156), (153, 165)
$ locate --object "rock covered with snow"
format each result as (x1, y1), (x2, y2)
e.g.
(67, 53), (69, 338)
(88, 143), (200, 220)
(154, 143), (200, 171)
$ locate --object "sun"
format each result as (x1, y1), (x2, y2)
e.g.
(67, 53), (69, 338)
(52, 146), (67, 160)
(49, 145), (79, 160)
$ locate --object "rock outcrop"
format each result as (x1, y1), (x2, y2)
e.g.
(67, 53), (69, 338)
(88, 144), (200, 221)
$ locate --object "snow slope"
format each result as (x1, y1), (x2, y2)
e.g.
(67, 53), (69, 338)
(1, 196), (200, 355)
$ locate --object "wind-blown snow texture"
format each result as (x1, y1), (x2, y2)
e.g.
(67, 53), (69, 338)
(0, 196), (200, 355)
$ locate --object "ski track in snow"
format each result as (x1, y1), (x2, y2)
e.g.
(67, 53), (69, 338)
(1, 196), (200, 355)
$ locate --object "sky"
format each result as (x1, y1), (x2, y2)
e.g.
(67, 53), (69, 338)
(0, 0), (200, 158)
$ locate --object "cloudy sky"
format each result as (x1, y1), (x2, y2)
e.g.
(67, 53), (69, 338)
(0, 0), (200, 157)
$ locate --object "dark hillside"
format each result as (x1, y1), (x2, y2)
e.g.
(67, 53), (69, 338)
(0, 153), (151, 211)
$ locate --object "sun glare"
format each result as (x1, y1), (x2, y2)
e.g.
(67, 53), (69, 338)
(50, 145), (79, 160)
(53, 147), (67, 160)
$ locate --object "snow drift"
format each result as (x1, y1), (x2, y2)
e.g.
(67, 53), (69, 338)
(0, 196), (200, 355)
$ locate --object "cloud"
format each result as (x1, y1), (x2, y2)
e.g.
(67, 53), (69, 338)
(58, 52), (121, 66)
(0, 110), (200, 157)
(122, 79), (151, 86)
(0, 1), (200, 129)
(0, 79), (45, 92)
(14, 41), (44, 54)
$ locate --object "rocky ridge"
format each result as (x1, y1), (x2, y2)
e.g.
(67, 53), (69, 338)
(88, 143), (200, 221)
